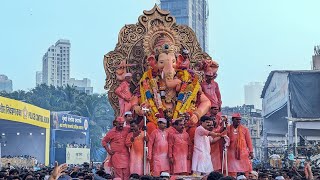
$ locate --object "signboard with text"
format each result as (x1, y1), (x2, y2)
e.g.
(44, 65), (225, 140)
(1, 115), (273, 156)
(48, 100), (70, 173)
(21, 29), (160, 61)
(0, 96), (50, 128)
(66, 148), (90, 165)
(51, 112), (89, 132)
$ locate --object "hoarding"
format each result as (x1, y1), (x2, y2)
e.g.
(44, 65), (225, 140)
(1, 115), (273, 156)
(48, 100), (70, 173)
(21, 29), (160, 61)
(262, 72), (288, 117)
(0, 96), (50, 129)
(66, 148), (90, 164)
(51, 112), (89, 132)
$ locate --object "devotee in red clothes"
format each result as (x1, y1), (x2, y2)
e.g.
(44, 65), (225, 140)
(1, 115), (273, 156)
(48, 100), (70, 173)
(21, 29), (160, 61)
(125, 120), (148, 175)
(102, 117), (130, 180)
(168, 119), (192, 175)
(209, 106), (224, 172)
(166, 122), (177, 174)
(147, 118), (170, 176)
(227, 113), (253, 177)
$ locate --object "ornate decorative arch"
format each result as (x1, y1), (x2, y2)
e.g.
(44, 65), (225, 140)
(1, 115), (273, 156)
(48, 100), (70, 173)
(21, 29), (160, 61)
(103, 5), (211, 116)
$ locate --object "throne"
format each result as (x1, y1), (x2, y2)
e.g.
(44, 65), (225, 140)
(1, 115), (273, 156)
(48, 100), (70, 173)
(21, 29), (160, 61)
(103, 5), (211, 116)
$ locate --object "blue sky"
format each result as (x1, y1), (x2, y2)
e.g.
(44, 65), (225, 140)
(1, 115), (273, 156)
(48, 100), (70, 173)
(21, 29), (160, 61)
(1, 0), (319, 106)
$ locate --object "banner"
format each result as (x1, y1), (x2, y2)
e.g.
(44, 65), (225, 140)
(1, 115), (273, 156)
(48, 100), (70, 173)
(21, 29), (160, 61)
(289, 72), (320, 118)
(0, 96), (50, 128)
(51, 112), (89, 131)
(262, 72), (289, 117)
(66, 148), (90, 164)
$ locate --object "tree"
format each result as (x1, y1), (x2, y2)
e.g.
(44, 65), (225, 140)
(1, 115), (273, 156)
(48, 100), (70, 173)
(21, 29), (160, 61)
(71, 93), (114, 161)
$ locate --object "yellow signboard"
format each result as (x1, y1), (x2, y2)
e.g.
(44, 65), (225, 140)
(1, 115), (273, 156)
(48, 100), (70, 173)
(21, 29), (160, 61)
(0, 96), (50, 129)
(66, 148), (90, 164)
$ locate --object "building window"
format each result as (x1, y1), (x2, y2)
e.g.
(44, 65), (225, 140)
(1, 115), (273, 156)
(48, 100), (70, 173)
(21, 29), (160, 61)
(171, 9), (181, 15)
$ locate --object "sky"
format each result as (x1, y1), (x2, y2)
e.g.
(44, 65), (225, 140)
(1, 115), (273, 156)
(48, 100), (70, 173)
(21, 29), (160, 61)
(1, 0), (319, 107)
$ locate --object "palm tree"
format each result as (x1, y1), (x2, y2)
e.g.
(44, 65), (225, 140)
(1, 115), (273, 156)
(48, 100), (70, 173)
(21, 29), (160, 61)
(70, 93), (114, 161)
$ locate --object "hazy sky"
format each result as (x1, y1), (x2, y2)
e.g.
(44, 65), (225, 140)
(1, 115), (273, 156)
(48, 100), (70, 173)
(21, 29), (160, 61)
(1, 0), (319, 106)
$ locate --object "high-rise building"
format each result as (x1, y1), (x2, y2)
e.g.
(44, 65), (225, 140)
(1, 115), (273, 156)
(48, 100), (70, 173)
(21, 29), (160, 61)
(312, 45), (320, 70)
(0, 74), (13, 93)
(68, 78), (93, 95)
(36, 71), (43, 86)
(42, 39), (70, 87)
(244, 82), (264, 110)
(160, 0), (209, 52)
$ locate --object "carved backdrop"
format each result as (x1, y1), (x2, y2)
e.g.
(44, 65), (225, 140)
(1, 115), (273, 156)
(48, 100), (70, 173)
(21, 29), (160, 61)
(103, 5), (211, 116)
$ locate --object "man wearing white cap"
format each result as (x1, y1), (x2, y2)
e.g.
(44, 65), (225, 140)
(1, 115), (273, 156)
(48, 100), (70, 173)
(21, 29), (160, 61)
(124, 111), (133, 126)
(147, 118), (170, 176)
(115, 72), (133, 116)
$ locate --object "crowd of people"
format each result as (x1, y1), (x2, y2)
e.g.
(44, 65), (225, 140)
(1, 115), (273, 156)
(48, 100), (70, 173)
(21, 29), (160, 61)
(1, 160), (319, 180)
(0, 161), (113, 180)
(101, 108), (257, 180)
(1, 156), (38, 168)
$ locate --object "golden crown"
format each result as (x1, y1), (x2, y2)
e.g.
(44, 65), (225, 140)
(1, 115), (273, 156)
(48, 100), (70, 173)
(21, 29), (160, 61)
(153, 34), (177, 55)
(143, 25), (180, 57)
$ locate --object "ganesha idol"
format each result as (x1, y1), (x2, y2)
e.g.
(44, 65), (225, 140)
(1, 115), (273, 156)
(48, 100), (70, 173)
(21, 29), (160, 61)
(129, 28), (211, 125)
(104, 5), (221, 126)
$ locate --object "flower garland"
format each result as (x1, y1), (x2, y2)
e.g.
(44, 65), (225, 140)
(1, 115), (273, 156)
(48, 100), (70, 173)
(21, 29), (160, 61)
(139, 69), (158, 124)
(139, 69), (200, 123)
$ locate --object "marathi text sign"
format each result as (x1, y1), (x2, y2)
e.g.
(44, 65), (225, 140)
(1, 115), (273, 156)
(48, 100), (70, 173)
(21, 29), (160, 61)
(66, 148), (90, 165)
(0, 96), (50, 128)
(262, 72), (289, 117)
(51, 112), (89, 131)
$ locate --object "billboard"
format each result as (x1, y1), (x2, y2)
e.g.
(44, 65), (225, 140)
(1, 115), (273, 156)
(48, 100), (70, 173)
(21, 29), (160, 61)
(66, 148), (90, 164)
(0, 96), (50, 129)
(51, 112), (89, 132)
(262, 72), (289, 117)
